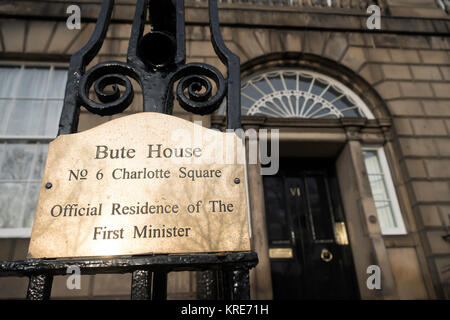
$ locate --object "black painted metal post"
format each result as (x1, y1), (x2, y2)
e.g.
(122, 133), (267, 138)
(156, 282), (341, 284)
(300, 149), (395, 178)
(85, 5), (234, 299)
(197, 270), (219, 300)
(131, 270), (153, 300)
(26, 274), (53, 300)
(230, 269), (251, 300)
(219, 268), (251, 300)
(219, 269), (232, 300)
(152, 272), (168, 300)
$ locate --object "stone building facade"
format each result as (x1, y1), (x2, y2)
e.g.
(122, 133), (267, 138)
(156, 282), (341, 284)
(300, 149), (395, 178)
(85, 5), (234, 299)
(0, 0), (449, 299)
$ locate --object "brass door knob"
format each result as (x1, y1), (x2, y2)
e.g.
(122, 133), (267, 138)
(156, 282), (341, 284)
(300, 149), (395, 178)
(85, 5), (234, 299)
(320, 248), (333, 262)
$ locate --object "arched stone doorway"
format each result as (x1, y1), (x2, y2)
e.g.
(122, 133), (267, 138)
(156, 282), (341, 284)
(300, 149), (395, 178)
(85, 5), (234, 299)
(212, 53), (426, 299)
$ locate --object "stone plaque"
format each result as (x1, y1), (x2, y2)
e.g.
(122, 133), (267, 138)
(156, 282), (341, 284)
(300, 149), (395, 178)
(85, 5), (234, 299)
(28, 113), (251, 258)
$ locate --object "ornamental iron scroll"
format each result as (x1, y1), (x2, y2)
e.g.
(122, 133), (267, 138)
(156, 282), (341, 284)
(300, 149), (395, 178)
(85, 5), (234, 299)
(59, 0), (242, 135)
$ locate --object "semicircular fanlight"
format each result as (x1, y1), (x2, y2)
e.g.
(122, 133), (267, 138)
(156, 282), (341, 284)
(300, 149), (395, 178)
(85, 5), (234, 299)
(219, 68), (374, 119)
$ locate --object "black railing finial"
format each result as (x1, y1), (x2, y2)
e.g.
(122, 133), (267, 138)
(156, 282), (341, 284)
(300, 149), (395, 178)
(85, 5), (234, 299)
(58, 0), (242, 136)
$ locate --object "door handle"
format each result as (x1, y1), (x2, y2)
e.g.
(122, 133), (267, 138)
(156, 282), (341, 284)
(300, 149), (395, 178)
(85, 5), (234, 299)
(320, 248), (333, 263)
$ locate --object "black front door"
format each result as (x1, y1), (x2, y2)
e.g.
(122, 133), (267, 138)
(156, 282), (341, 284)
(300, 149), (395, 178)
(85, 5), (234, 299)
(263, 159), (359, 300)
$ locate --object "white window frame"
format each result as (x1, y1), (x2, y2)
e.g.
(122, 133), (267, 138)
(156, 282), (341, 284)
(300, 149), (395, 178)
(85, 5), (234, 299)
(0, 62), (67, 238)
(363, 146), (407, 235)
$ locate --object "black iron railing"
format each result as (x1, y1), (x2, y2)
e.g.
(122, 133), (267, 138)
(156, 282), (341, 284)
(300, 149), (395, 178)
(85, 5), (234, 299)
(0, 0), (257, 300)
